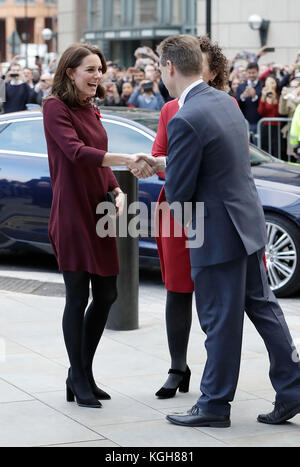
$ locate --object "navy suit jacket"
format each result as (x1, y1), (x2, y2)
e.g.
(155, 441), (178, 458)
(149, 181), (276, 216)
(236, 80), (263, 124)
(165, 82), (267, 268)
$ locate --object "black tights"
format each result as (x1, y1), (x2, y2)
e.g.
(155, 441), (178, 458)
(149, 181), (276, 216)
(62, 271), (117, 395)
(163, 290), (193, 388)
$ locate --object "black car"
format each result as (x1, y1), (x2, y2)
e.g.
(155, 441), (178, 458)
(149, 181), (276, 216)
(0, 108), (300, 297)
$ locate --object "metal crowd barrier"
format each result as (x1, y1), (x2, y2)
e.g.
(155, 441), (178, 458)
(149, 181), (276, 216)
(256, 117), (293, 161)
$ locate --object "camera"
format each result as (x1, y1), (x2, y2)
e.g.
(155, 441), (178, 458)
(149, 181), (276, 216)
(142, 81), (153, 93)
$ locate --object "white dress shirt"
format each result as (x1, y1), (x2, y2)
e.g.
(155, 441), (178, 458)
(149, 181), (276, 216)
(178, 78), (204, 108)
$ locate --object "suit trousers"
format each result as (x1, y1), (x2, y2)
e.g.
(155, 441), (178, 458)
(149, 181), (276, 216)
(192, 248), (300, 416)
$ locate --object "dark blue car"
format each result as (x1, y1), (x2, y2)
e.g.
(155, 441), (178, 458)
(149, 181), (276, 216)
(0, 108), (300, 297)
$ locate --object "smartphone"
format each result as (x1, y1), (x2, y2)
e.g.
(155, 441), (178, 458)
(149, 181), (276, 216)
(264, 47), (275, 53)
(137, 47), (148, 55)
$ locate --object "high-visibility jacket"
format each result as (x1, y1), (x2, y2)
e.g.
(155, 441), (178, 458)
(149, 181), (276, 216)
(290, 104), (300, 147)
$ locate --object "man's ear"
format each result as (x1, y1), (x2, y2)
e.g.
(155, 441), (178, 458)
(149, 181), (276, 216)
(167, 60), (175, 77)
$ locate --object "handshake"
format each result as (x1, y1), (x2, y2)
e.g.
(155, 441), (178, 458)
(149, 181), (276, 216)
(127, 154), (165, 179)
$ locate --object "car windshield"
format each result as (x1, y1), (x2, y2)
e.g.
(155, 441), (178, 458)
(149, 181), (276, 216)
(249, 145), (273, 166)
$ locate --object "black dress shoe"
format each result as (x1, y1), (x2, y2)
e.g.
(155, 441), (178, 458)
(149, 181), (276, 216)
(155, 366), (191, 399)
(166, 405), (231, 428)
(257, 400), (300, 425)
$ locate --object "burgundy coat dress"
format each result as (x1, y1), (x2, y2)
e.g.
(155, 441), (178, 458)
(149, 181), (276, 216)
(43, 97), (120, 276)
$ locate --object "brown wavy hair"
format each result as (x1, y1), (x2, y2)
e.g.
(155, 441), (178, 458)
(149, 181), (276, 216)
(48, 43), (107, 108)
(198, 36), (229, 91)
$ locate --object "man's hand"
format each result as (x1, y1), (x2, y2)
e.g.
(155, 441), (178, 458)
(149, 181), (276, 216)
(127, 154), (156, 179)
(130, 154), (166, 178)
(241, 87), (251, 99)
(248, 86), (257, 98)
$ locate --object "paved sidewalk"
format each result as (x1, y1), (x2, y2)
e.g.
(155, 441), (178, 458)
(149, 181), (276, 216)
(0, 274), (300, 447)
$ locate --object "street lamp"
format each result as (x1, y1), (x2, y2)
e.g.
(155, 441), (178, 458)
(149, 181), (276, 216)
(41, 28), (53, 42)
(248, 14), (270, 47)
(206, 0), (212, 38)
(42, 27), (58, 53)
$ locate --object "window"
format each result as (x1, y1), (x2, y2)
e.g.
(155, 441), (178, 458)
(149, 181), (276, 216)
(135, 0), (158, 25)
(172, 0), (182, 24)
(112, 0), (122, 27)
(0, 119), (47, 155)
(90, 0), (103, 29)
(102, 119), (154, 154)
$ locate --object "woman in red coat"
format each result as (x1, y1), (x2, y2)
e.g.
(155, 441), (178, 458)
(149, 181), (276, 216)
(43, 44), (154, 408)
(154, 37), (230, 398)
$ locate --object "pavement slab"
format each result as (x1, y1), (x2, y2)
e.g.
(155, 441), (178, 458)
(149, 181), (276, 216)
(0, 278), (299, 447)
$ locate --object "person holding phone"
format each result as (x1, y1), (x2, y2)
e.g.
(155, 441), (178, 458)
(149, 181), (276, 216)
(236, 62), (263, 141)
(43, 43), (156, 409)
(103, 81), (121, 106)
(128, 79), (165, 110)
(258, 75), (281, 156)
(3, 63), (36, 113)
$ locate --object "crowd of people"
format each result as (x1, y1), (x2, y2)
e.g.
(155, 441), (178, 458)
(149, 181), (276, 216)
(0, 56), (56, 114)
(1, 44), (300, 161)
(96, 44), (300, 162)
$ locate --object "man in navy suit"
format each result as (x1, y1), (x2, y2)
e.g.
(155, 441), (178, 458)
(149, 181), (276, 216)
(156, 35), (300, 428)
(236, 62), (263, 142)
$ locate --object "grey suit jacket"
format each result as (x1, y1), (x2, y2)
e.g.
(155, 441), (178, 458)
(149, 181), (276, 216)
(165, 82), (267, 267)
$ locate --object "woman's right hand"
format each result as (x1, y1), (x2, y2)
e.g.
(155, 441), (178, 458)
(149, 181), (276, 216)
(127, 154), (156, 179)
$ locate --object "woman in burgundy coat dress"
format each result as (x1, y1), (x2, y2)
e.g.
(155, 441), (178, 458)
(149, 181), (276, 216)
(153, 37), (230, 398)
(43, 44), (154, 408)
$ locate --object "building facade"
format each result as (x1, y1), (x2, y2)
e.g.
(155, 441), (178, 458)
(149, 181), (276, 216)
(57, 0), (87, 54)
(83, 0), (197, 67)
(197, 0), (300, 65)
(57, 0), (300, 67)
(0, 0), (58, 62)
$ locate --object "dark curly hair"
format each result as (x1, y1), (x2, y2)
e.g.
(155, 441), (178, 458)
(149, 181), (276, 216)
(198, 36), (229, 91)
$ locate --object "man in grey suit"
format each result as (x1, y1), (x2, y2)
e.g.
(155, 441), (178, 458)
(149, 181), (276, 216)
(156, 35), (300, 428)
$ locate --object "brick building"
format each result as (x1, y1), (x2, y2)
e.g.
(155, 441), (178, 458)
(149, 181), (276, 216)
(0, 0), (58, 62)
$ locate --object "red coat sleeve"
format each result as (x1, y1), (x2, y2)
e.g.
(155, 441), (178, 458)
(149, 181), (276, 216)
(43, 98), (107, 167)
(152, 100), (179, 179)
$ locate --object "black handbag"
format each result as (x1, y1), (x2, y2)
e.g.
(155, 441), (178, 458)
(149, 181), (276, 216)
(103, 191), (116, 206)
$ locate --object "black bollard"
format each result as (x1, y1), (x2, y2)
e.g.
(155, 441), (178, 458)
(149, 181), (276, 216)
(106, 168), (139, 331)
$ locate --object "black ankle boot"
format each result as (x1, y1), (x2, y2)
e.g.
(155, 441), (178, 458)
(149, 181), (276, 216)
(155, 366), (191, 399)
(82, 367), (111, 400)
(89, 379), (111, 400)
(66, 369), (102, 408)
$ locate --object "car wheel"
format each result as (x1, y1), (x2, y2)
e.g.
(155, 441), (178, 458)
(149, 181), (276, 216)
(265, 213), (300, 298)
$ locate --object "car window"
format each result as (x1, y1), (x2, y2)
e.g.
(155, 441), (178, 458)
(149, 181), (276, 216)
(0, 119), (47, 155)
(250, 144), (273, 165)
(102, 120), (154, 154)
